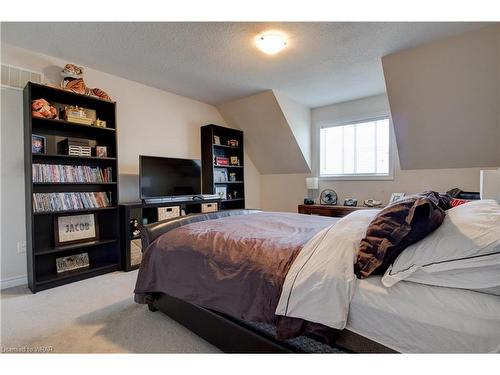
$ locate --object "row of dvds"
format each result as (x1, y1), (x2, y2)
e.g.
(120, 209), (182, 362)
(32, 192), (111, 213)
(32, 164), (113, 183)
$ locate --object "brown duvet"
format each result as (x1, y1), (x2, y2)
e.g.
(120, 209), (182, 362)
(134, 211), (338, 339)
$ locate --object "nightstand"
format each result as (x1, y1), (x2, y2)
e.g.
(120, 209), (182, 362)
(298, 204), (377, 218)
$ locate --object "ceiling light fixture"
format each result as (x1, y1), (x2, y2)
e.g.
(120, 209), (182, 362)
(255, 32), (287, 55)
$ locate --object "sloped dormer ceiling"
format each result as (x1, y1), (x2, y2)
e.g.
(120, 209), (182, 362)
(383, 25), (500, 170)
(217, 90), (311, 174)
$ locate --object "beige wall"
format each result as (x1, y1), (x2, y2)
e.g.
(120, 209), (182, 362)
(0, 43), (261, 286)
(261, 94), (496, 212)
(383, 25), (500, 170)
(260, 168), (487, 213)
(217, 90), (310, 174)
(1, 86), (26, 287)
(273, 90), (311, 168)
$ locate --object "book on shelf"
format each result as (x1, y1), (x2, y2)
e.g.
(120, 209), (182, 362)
(32, 164), (113, 183)
(32, 192), (111, 213)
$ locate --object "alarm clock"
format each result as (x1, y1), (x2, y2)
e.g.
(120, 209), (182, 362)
(304, 198), (314, 205)
(344, 198), (358, 207)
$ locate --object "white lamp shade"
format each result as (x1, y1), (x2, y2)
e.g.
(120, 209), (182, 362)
(480, 169), (500, 201)
(305, 177), (319, 190)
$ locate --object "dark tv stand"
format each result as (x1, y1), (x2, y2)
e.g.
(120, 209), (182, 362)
(142, 196), (192, 205)
(119, 197), (221, 271)
(141, 194), (219, 205)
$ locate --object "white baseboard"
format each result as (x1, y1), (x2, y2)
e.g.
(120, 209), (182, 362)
(1, 274), (28, 290)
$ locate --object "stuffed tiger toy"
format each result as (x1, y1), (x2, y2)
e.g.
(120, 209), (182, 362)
(61, 64), (111, 101)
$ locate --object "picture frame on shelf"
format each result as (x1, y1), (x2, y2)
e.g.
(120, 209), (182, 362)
(54, 213), (98, 246)
(215, 186), (227, 200)
(230, 156), (240, 166)
(56, 253), (90, 274)
(213, 135), (221, 145)
(96, 146), (107, 158)
(32, 134), (46, 154)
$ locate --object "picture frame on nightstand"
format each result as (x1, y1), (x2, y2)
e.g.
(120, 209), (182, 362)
(389, 192), (405, 204)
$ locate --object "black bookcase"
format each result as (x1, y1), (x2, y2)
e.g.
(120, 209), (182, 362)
(24, 82), (120, 292)
(201, 124), (245, 210)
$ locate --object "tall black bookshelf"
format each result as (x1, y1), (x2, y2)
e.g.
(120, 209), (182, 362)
(201, 124), (245, 210)
(24, 82), (120, 292)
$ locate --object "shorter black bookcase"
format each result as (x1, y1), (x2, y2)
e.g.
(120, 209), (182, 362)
(201, 124), (245, 210)
(119, 198), (221, 271)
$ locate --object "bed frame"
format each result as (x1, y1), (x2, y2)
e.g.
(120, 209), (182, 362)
(140, 210), (397, 354)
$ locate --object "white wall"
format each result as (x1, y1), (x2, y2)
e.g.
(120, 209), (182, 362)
(0, 43), (261, 286)
(261, 94), (496, 212)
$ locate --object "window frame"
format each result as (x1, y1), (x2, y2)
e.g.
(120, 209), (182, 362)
(318, 115), (394, 181)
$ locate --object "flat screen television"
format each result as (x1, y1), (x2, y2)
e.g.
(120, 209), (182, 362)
(140, 155), (201, 199)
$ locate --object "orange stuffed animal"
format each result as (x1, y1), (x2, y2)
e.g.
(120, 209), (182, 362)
(32, 99), (57, 119)
(61, 64), (111, 101)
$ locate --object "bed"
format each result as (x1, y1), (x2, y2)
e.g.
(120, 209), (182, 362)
(135, 208), (500, 353)
(348, 277), (500, 353)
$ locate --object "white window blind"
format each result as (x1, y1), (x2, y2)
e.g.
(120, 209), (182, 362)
(320, 117), (391, 178)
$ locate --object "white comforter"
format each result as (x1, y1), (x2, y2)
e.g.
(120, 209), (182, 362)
(275, 209), (379, 329)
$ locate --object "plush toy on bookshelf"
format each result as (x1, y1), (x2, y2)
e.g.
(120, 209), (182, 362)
(31, 98), (57, 119)
(61, 63), (112, 101)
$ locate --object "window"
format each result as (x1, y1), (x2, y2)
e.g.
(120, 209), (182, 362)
(320, 117), (392, 179)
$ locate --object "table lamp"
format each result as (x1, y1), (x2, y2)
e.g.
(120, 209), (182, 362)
(304, 177), (319, 205)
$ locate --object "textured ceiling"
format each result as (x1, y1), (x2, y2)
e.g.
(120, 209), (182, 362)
(1, 22), (491, 107)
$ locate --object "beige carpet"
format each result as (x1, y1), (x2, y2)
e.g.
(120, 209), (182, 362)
(0, 270), (220, 353)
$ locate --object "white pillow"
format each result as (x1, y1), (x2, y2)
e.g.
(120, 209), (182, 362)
(382, 199), (500, 295)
